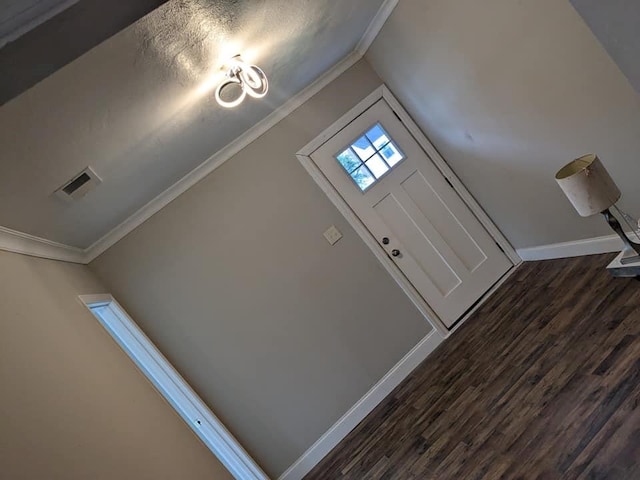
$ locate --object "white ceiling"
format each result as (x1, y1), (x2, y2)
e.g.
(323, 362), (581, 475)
(0, 0), (386, 249)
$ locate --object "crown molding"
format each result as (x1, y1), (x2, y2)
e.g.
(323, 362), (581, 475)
(1, 0), (398, 265)
(82, 49), (364, 263)
(0, 50), (362, 265)
(0, 0), (80, 49)
(0, 225), (86, 264)
(0, 50), (364, 266)
(355, 0), (399, 55)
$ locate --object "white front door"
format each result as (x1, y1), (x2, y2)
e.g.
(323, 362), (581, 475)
(310, 99), (511, 327)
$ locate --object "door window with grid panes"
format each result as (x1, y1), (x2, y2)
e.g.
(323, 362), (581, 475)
(335, 123), (405, 191)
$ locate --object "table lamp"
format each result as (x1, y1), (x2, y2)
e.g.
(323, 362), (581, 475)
(555, 154), (640, 265)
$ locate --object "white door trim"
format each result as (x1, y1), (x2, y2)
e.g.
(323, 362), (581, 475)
(297, 85), (521, 335)
(79, 295), (269, 480)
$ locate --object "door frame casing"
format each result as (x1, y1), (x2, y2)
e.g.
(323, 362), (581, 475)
(297, 85), (521, 335)
(78, 294), (269, 480)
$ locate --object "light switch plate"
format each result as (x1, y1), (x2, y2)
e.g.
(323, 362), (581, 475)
(323, 225), (343, 246)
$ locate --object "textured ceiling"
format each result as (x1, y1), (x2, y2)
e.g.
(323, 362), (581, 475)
(0, 0), (385, 248)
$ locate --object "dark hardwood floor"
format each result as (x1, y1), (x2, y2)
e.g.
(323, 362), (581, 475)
(306, 254), (640, 479)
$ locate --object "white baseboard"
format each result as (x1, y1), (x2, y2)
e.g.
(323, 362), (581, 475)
(516, 234), (622, 261)
(278, 329), (445, 480)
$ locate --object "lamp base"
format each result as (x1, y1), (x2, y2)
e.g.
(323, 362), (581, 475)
(602, 208), (640, 265)
(620, 246), (640, 265)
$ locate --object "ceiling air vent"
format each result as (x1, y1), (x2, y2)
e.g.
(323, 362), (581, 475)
(55, 167), (102, 201)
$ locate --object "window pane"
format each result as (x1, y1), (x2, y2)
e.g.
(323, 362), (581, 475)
(366, 124), (390, 149)
(380, 142), (404, 167)
(352, 136), (376, 161)
(365, 154), (390, 178)
(351, 165), (376, 191)
(336, 148), (362, 173)
(335, 123), (406, 192)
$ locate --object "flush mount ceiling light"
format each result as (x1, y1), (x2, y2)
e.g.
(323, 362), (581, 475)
(215, 55), (269, 108)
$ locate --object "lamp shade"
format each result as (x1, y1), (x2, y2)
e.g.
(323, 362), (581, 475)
(555, 154), (621, 217)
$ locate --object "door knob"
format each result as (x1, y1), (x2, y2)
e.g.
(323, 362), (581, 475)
(382, 237), (390, 245)
(391, 249), (401, 257)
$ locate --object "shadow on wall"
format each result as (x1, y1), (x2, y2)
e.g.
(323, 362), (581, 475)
(428, 139), (611, 248)
(570, 0), (640, 97)
(365, 0), (640, 249)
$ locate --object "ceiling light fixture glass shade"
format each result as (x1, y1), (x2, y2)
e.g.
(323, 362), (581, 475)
(215, 55), (269, 108)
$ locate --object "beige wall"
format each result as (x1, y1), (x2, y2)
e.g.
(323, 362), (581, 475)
(0, 250), (232, 480)
(366, 0), (640, 249)
(90, 59), (432, 477)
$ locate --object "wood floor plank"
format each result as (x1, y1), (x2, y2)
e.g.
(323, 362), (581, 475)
(305, 254), (640, 480)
